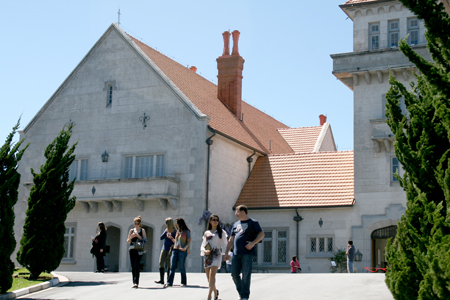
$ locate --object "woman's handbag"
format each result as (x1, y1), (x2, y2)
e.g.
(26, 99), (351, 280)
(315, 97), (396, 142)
(133, 239), (145, 251)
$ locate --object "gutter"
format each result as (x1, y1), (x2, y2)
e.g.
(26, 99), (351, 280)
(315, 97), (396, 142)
(205, 125), (216, 212)
(213, 129), (266, 156)
(238, 201), (355, 211)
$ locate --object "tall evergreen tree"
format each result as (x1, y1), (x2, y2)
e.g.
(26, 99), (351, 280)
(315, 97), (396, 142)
(384, 1), (450, 299)
(0, 120), (28, 293)
(17, 125), (77, 279)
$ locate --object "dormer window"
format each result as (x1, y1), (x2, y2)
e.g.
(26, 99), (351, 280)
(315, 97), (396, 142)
(103, 80), (117, 107)
(369, 23), (380, 50)
(388, 20), (399, 48)
(408, 18), (419, 45)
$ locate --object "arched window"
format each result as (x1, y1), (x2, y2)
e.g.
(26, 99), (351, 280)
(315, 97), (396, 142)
(371, 225), (397, 239)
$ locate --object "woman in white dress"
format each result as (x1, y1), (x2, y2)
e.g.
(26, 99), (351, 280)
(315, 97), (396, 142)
(201, 214), (228, 300)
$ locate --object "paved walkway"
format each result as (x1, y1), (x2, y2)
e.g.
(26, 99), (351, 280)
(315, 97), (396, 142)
(17, 272), (394, 300)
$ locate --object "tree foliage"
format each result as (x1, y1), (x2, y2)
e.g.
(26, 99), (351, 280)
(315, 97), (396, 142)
(384, 1), (450, 299)
(0, 120), (28, 293)
(329, 248), (347, 273)
(17, 125), (77, 279)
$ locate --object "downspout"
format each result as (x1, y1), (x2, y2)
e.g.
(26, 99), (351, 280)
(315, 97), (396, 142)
(293, 208), (303, 258)
(246, 151), (256, 178)
(205, 125), (216, 212)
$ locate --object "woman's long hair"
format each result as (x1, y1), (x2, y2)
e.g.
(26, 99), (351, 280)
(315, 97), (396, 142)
(165, 218), (175, 232)
(98, 222), (107, 231)
(207, 214), (223, 239)
(176, 218), (190, 232)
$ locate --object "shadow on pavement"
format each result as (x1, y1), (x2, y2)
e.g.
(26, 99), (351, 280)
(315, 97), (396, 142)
(64, 281), (119, 287)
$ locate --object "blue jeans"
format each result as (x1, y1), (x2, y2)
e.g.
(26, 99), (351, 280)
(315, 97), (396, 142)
(167, 249), (187, 285)
(231, 254), (253, 299)
(347, 260), (354, 273)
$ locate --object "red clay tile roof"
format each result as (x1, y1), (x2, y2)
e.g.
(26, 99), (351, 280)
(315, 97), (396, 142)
(129, 36), (293, 155)
(342, 0), (379, 4)
(236, 151), (354, 208)
(278, 126), (322, 153)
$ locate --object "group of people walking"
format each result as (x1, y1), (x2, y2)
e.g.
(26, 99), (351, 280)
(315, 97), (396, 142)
(91, 205), (264, 300)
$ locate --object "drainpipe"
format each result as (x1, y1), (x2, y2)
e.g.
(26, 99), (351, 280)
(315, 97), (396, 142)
(246, 151), (256, 178)
(293, 208), (303, 258)
(205, 126), (216, 212)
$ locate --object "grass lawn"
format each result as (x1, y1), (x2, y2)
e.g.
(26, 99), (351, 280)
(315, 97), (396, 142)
(4, 268), (53, 293)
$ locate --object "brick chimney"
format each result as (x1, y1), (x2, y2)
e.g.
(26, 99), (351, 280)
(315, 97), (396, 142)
(319, 114), (327, 125)
(217, 30), (244, 118)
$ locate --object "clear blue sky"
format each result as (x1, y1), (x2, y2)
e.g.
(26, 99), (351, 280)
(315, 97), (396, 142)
(0, 0), (355, 150)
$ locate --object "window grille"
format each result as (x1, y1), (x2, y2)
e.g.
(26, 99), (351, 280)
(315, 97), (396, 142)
(371, 226), (397, 239)
(255, 229), (287, 265)
(319, 237), (325, 252)
(263, 240), (272, 263)
(327, 237), (333, 252)
(108, 85), (113, 105)
(310, 237), (316, 253)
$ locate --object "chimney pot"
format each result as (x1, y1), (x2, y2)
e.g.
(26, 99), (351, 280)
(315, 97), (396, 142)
(190, 66), (197, 73)
(231, 30), (240, 56)
(319, 114), (327, 125)
(222, 31), (231, 56)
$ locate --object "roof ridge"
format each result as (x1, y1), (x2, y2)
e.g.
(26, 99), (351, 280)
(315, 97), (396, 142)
(267, 150), (354, 157)
(278, 125), (322, 131)
(128, 34), (218, 87)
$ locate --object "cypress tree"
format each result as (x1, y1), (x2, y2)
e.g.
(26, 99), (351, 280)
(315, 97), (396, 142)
(0, 120), (28, 293)
(384, 1), (450, 299)
(17, 125), (77, 279)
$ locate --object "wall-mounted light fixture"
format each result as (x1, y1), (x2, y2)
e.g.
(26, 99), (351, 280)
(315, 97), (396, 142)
(318, 218), (323, 227)
(101, 151), (109, 162)
(355, 249), (363, 262)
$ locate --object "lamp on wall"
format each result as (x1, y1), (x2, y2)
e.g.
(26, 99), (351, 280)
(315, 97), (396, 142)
(355, 249), (363, 262)
(101, 151), (109, 162)
(318, 218), (323, 227)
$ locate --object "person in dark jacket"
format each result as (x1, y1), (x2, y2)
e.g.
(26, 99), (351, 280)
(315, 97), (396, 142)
(92, 222), (107, 273)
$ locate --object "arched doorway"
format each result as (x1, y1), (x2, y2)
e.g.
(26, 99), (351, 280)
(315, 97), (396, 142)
(105, 225), (121, 272)
(371, 225), (397, 269)
(141, 225), (153, 272)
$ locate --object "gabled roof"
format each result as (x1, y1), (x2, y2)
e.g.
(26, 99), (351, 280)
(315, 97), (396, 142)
(278, 126), (323, 153)
(24, 23), (293, 155)
(128, 33), (293, 155)
(235, 151), (354, 209)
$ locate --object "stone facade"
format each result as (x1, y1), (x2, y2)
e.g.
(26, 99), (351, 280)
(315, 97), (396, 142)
(332, 0), (430, 271)
(14, 25), (256, 273)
